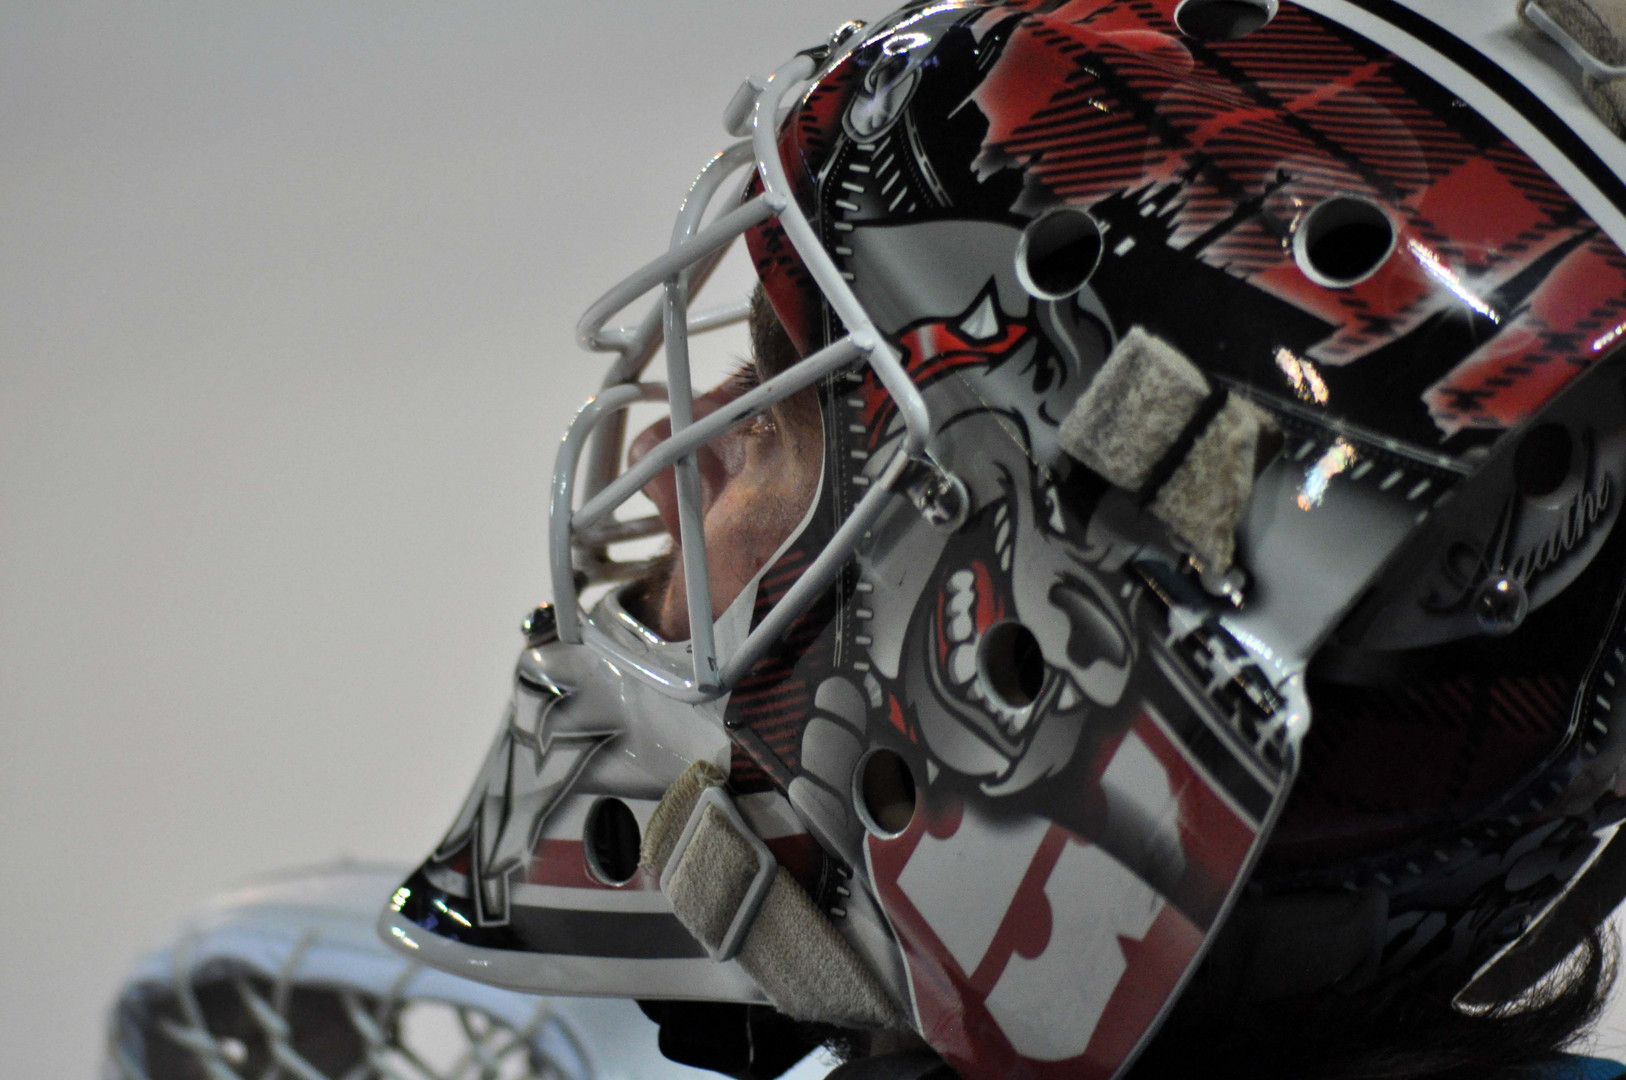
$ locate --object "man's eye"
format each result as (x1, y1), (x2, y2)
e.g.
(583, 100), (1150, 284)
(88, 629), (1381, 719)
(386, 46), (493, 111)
(724, 359), (779, 438)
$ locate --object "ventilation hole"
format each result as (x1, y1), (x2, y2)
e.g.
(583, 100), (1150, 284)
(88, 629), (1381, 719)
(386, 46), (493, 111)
(977, 620), (1046, 709)
(1016, 207), (1104, 300)
(584, 797), (641, 885)
(855, 748), (918, 837)
(1174, 0), (1277, 40)
(1513, 423), (1574, 499)
(1293, 196), (1395, 288)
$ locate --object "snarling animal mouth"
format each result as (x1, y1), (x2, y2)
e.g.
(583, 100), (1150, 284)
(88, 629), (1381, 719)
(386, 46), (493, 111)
(929, 500), (1092, 760)
(909, 456), (1139, 789)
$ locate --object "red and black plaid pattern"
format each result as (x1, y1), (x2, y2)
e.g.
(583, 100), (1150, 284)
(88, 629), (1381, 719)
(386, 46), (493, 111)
(1271, 672), (1575, 865)
(978, 0), (1626, 436)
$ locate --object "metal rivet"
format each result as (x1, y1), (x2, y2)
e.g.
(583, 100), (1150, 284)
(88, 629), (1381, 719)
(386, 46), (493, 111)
(522, 603), (559, 646)
(1473, 576), (1529, 635)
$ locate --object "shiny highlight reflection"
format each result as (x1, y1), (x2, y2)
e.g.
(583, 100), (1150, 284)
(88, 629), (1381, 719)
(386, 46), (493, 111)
(1594, 320), (1626, 353)
(1275, 347), (1328, 405)
(882, 31), (931, 54)
(433, 897), (473, 928)
(1298, 439), (1357, 511)
(1407, 239), (1500, 324)
(885, 2), (965, 39)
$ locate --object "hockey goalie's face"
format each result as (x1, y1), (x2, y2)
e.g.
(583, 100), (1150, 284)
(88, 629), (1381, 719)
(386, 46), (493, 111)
(624, 291), (824, 642)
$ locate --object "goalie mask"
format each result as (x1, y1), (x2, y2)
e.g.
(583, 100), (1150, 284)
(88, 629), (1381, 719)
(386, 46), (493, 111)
(384, 3), (1626, 1079)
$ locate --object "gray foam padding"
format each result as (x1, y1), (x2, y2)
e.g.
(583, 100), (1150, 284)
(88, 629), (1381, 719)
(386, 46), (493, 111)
(1058, 326), (1274, 571)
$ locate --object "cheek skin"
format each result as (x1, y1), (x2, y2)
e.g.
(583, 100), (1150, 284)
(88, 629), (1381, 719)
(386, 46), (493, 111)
(655, 420), (822, 642)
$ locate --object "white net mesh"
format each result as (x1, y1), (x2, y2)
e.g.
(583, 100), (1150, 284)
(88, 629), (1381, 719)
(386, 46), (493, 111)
(106, 864), (837, 1080)
(108, 948), (580, 1080)
(103, 866), (599, 1080)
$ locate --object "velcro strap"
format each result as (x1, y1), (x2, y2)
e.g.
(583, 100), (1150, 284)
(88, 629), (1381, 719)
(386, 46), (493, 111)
(642, 762), (908, 1030)
(1058, 325), (1275, 572)
(664, 788), (778, 962)
(1520, 0), (1626, 134)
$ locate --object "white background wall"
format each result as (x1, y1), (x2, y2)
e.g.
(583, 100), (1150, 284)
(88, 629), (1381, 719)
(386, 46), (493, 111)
(6, 2), (1626, 1077)
(2, 3), (855, 1075)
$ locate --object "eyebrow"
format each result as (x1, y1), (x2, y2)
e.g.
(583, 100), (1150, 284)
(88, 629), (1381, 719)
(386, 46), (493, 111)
(748, 284), (798, 380)
(747, 284), (821, 438)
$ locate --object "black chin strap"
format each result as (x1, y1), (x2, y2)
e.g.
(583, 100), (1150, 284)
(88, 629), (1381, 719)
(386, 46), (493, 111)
(636, 1005), (958, 1080)
(637, 1001), (827, 1080)
(824, 1051), (957, 1080)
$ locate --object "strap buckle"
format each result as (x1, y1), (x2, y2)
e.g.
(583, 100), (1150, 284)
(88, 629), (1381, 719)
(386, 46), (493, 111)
(1526, 1), (1626, 80)
(662, 785), (777, 962)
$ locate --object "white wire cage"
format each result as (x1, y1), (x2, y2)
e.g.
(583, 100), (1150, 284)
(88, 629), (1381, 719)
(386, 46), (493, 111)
(551, 37), (936, 703)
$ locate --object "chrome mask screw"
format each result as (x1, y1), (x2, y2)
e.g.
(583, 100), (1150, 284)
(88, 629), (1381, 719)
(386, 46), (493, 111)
(828, 20), (867, 53)
(903, 459), (969, 532)
(801, 20), (867, 65)
(1473, 576), (1529, 635)
(522, 603), (559, 646)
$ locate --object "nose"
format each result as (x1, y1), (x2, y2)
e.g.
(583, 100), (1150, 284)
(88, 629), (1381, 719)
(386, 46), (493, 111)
(627, 381), (747, 545)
